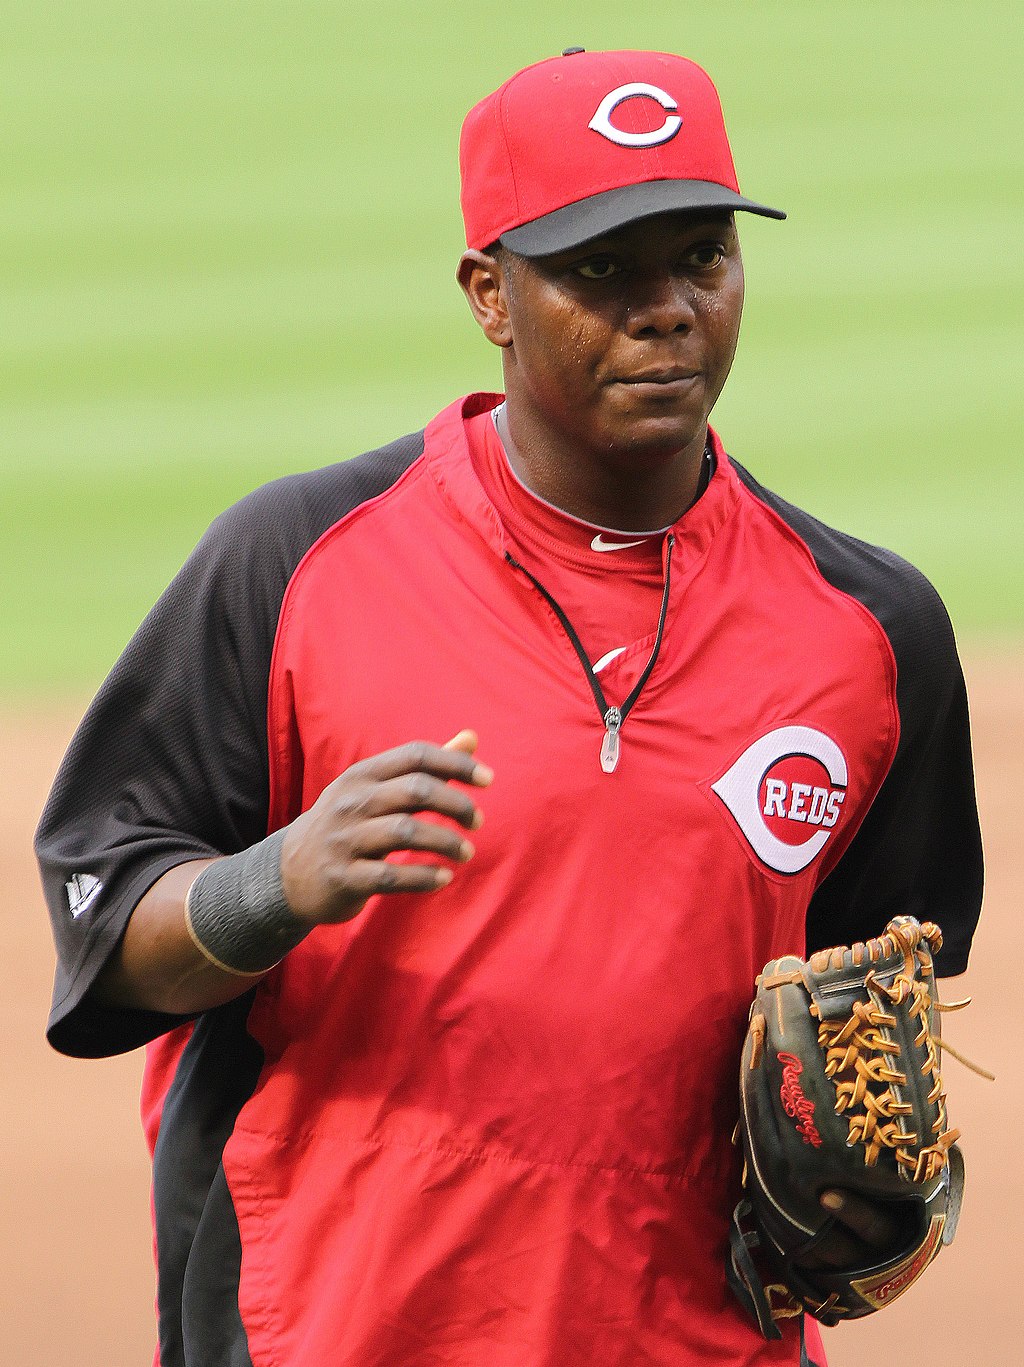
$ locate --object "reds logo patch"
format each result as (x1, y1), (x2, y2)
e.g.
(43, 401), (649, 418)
(711, 725), (848, 874)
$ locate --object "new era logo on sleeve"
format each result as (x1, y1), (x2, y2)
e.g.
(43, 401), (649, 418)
(65, 872), (102, 919)
(711, 726), (848, 875)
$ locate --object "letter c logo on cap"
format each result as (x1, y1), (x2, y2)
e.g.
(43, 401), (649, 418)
(588, 83), (682, 148)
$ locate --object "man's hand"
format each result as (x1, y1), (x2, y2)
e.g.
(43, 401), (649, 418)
(94, 731), (492, 1016)
(798, 1189), (904, 1270)
(281, 731), (493, 927)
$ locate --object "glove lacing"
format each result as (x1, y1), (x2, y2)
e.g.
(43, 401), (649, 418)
(811, 918), (991, 1178)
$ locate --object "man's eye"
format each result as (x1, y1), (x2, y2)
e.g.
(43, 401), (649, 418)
(687, 244), (725, 269)
(576, 258), (619, 280)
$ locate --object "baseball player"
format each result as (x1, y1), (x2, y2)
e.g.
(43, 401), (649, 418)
(37, 49), (982, 1367)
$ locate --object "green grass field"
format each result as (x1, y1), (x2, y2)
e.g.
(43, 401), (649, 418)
(2, 0), (1021, 694)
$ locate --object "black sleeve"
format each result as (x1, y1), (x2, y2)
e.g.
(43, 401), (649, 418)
(35, 435), (424, 1057)
(805, 577), (981, 975)
(732, 462), (983, 976)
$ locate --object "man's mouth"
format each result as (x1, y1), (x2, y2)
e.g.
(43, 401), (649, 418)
(613, 367), (701, 393)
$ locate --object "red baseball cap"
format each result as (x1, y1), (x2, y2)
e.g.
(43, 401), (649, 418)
(460, 48), (785, 256)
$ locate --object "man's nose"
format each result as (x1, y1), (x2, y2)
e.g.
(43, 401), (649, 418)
(625, 274), (696, 337)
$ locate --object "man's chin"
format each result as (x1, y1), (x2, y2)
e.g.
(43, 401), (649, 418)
(599, 411), (710, 465)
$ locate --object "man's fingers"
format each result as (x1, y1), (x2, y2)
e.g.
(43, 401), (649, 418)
(284, 735), (492, 925)
(349, 813), (475, 863)
(799, 1226), (867, 1270)
(796, 1191), (905, 1272)
(333, 773), (484, 830)
(342, 858), (455, 899)
(346, 738), (493, 788)
(819, 1190), (902, 1251)
(443, 729), (479, 754)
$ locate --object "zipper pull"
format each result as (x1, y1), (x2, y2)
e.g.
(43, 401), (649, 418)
(600, 706), (622, 773)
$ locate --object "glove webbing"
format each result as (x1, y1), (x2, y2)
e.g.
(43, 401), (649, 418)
(818, 965), (957, 1178)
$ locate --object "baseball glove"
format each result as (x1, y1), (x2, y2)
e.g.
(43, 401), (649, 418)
(727, 915), (979, 1339)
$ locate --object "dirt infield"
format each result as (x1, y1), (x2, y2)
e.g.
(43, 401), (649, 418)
(3, 649), (1020, 1365)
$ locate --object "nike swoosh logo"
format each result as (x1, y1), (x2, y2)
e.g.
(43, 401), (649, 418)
(591, 534), (647, 552)
(593, 646), (627, 673)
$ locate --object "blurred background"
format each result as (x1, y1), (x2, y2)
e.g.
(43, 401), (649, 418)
(2, 0), (1022, 693)
(2, 1), (1020, 1361)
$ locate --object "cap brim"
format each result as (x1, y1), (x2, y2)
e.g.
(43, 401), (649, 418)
(500, 179), (785, 256)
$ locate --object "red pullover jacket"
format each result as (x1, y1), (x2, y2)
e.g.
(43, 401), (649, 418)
(37, 394), (982, 1367)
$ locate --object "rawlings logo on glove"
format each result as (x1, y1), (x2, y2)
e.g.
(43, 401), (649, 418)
(778, 1053), (823, 1147)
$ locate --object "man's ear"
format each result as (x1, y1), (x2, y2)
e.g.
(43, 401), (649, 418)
(456, 249), (513, 348)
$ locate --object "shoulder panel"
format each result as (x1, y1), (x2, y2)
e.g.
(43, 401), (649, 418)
(731, 461), (957, 694)
(732, 461), (983, 975)
(37, 431), (424, 1057)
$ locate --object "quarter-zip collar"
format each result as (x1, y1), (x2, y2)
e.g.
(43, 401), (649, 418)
(424, 393), (740, 583)
(504, 533), (676, 773)
(423, 394), (740, 773)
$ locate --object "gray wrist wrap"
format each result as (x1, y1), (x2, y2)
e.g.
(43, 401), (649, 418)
(184, 828), (307, 975)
